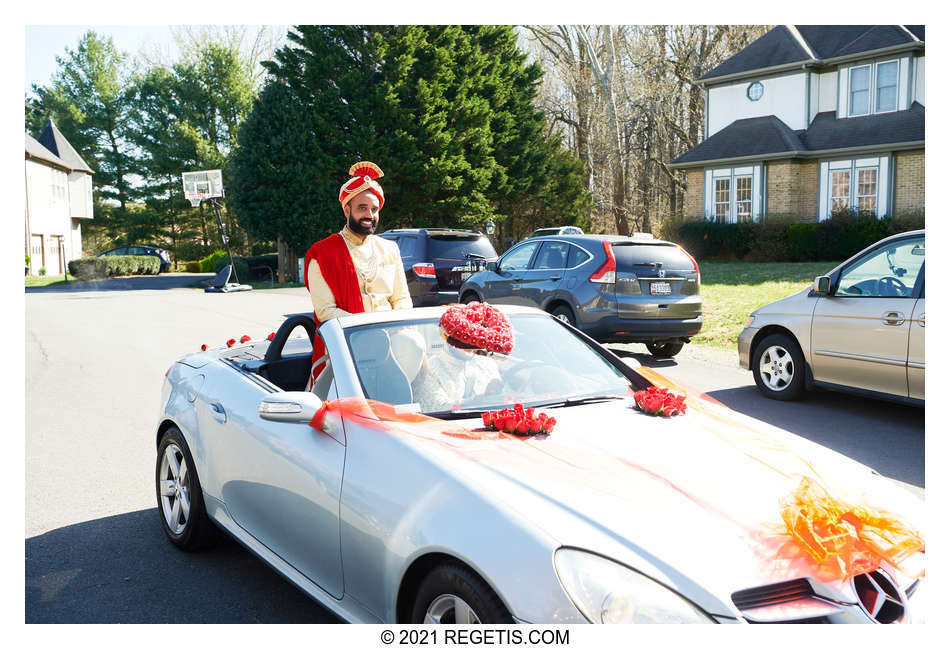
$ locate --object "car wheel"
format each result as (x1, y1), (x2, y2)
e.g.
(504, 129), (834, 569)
(752, 333), (806, 401)
(411, 563), (512, 624)
(156, 427), (219, 551)
(646, 341), (684, 358)
(461, 292), (481, 304)
(550, 305), (576, 327)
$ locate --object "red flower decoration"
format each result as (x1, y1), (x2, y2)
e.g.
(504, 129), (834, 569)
(266, 332), (275, 341)
(200, 344), (208, 351)
(239, 335), (252, 343)
(482, 403), (555, 436)
(633, 386), (686, 417)
(439, 302), (514, 353)
(226, 338), (236, 348)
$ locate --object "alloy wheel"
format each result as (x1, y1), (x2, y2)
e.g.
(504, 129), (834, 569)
(158, 443), (191, 535)
(424, 594), (482, 624)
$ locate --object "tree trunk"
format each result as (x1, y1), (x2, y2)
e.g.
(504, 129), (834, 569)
(277, 234), (288, 284)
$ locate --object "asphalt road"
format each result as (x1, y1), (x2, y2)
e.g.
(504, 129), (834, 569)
(25, 275), (925, 623)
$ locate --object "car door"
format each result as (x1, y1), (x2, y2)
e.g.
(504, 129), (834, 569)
(197, 340), (346, 598)
(907, 269), (924, 401)
(810, 236), (924, 398)
(520, 240), (569, 307)
(482, 241), (540, 305)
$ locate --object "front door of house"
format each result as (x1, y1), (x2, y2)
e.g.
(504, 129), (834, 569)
(30, 234), (44, 274)
(47, 235), (63, 275)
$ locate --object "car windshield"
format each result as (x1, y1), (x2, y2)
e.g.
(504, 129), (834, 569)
(342, 313), (635, 416)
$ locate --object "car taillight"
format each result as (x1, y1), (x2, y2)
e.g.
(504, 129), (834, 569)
(412, 263), (436, 278)
(589, 241), (616, 284)
(676, 244), (701, 285)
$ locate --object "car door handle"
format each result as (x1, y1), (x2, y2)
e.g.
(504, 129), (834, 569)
(208, 401), (227, 423)
(882, 311), (905, 326)
(549, 275), (562, 281)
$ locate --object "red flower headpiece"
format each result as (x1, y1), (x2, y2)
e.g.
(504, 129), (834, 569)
(439, 302), (514, 354)
(339, 161), (385, 211)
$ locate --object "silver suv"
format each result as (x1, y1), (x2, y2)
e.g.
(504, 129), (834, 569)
(459, 234), (702, 357)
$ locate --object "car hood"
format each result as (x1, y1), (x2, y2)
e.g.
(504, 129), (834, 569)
(753, 286), (812, 316)
(369, 381), (925, 616)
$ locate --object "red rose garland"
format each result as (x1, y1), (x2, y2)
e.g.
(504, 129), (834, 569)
(482, 403), (556, 436)
(633, 386), (686, 417)
(440, 302), (514, 354)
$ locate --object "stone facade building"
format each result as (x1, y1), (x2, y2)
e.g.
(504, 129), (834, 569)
(672, 26), (924, 223)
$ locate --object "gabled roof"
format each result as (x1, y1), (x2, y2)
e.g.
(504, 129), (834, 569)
(25, 134), (72, 173)
(701, 25), (924, 83)
(672, 104), (924, 167)
(37, 120), (93, 174)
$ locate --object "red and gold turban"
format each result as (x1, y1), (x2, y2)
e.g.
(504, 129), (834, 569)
(339, 161), (385, 211)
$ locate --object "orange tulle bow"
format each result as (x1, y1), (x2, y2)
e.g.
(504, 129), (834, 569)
(780, 476), (924, 581)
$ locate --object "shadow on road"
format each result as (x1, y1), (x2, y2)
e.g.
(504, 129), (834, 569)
(607, 347), (680, 370)
(26, 508), (341, 623)
(25, 274), (213, 293)
(705, 386), (924, 488)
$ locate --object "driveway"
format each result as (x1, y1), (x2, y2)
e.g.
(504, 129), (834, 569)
(25, 282), (925, 622)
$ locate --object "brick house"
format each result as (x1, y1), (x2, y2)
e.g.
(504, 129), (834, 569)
(25, 121), (94, 275)
(671, 25), (924, 223)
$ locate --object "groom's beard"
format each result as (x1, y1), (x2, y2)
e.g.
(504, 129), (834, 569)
(347, 213), (377, 235)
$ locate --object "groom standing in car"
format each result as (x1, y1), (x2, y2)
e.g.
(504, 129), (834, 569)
(304, 161), (412, 388)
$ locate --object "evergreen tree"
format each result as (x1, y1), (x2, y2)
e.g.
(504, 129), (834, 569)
(229, 25), (588, 255)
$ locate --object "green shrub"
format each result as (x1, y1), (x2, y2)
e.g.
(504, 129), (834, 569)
(199, 249), (227, 272)
(184, 261), (201, 273)
(665, 213), (924, 262)
(38, 267), (46, 276)
(67, 255), (160, 279)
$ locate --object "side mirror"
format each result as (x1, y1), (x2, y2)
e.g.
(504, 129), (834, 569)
(813, 275), (831, 295)
(258, 392), (323, 424)
(486, 261), (498, 272)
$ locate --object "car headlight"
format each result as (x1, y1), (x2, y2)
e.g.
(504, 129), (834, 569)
(554, 549), (713, 623)
(743, 315), (756, 328)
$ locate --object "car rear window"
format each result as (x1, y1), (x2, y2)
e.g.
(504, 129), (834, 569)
(612, 243), (693, 270)
(427, 235), (497, 259)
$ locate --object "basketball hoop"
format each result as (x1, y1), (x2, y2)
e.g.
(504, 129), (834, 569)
(181, 170), (223, 206)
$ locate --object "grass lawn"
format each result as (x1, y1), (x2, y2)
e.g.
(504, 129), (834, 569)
(25, 275), (72, 288)
(695, 260), (842, 350)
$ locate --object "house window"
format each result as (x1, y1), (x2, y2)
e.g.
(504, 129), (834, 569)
(706, 166), (761, 223)
(876, 61), (898, 112)
(830, 169), (851, 215)
(821, 158), (886, 220)
(857, 168), (878, 215)
(849, 65), (870, 116)
(714, 178), (730, 222)
(735, 176), (752, 223)
(845, 59), (901, 116)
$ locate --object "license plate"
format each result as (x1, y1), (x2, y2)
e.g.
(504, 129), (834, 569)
(650, 281), (672, 295)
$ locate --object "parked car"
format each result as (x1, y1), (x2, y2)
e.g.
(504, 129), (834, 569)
(155, 305), (925, 623)
(526, 226), (584, 238)
(379, 228), (498, 306)
(738, 229), (924, 405)
(98, 244), (171, 273)
(459, 234), (701, 357)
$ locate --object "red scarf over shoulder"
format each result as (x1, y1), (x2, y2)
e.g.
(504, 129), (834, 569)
(304, 233), (365, 382)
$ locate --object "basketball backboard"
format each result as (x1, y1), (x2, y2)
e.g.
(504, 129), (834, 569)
(182, 169), (224, 206)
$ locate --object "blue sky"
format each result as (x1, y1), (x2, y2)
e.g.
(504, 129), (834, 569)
(25, 25), (178, 92)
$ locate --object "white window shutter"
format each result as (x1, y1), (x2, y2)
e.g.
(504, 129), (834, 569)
(704, 169), (713, 220)
(818, 161), (830, 221)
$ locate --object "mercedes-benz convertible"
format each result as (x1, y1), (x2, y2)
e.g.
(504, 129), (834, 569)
(155, 304), (925, 624)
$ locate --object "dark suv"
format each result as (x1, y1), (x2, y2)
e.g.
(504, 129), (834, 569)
(458, 234), (702, 357)
(97, 244), (171, 273)
(379, 228), (498, 307)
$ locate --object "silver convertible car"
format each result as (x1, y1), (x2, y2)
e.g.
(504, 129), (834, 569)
(155, 305), (925, 623)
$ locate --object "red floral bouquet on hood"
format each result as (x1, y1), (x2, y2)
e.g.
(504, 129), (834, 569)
(482, 403), (556, 436)
(633, 386), (687, 417)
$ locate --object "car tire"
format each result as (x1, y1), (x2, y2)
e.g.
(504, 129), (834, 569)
(411, 562), (512, 624)
(461, 292), (481, 304)
(550, 305), (576, 327)
(646, 341), (684, 358)
(156, 427), (219, 551)
(752, 333), (806, 401)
